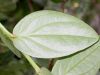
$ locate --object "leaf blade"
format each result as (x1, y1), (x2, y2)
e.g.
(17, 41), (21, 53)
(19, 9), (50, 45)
(52, 39), (100, 75)
(12, 10), (99, 58)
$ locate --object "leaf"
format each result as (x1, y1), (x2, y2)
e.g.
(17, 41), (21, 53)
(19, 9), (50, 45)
(12, 10), (99, 58)
(38, 67), (52, 75)
(52, 39), (100, 75)
(0, 23), (21, 57)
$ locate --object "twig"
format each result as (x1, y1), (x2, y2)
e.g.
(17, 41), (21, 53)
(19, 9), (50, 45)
(27, 0), (33, 12)
(48, 59), (54, 71)
(60, 0), (67, 13)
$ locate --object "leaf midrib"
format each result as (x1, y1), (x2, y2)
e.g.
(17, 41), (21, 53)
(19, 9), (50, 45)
(15, 34), (98, 40)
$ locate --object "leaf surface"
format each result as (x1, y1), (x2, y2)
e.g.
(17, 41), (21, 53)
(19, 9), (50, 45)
(12, 10), (99, 58)
(52, 39), (100, 75)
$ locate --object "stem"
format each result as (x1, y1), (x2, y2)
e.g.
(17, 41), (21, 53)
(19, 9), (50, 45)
(48, 59), (54, 71)
(61, 0), (67, 13)
(0, 23), (21, 57)
(0, 23), (13, 38)
(23, 53), (40, 73)
(0, 23), (40, 73)
(27, 0), (33, 12)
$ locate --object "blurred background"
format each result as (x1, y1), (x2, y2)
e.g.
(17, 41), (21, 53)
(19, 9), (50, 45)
(0, 0), (100, 75)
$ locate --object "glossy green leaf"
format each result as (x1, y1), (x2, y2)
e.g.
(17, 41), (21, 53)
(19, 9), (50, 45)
(12, 10), (99, 58)
(52, 39), (100, 75)
(38, 67), (52, 75)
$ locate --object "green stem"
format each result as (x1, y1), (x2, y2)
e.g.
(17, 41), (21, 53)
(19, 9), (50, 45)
(0, 23), (40, 72)
(0, 23), (21, 57)
(23, 53), (40, 73)
(0, 23), (13, 38)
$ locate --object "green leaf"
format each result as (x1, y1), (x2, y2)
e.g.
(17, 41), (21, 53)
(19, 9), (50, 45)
(0, 23), (21, 57)
(38, 67), (52, 75)
(12, 10), (98, 58)
(52, 39), (100, 75)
